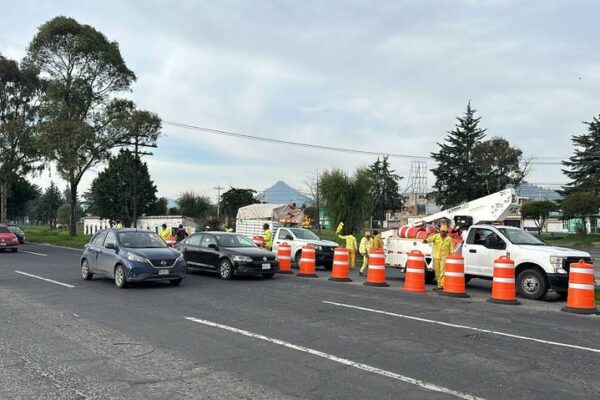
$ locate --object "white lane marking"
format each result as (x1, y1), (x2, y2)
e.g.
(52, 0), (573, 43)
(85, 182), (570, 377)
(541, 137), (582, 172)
(184, 316), (484, 400)
(323, 301), (600, 354)
(15, 271), (75, 288)
(21, 250), (48, 257)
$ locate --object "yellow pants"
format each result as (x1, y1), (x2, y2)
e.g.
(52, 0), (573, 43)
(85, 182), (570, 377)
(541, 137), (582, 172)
(348, 249), (356, 270)
(360, 252), (369, 273)
(433, 258), (446, 289)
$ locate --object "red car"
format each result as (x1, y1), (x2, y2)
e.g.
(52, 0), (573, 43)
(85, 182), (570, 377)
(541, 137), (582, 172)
(0, 224), (19, 252)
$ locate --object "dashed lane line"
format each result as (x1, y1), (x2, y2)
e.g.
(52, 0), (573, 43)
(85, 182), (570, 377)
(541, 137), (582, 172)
(21, 250), (48, 257)
(184, 316), (485, 400)
(15, 271), (75, 288)
(323, 301), (600, 354)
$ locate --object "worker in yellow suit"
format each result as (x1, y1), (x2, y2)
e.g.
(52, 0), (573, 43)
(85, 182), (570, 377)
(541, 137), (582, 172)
(359, 231), (373, 276)
(159, 224), (170, 241)
(336, 222), (357, 270)
(263, 223), (273, 251)
(424, 224), (453, 291)
(372, 230), (383, 249)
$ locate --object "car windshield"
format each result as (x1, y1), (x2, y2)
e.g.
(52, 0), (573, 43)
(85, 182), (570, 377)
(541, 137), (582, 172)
(497, 228), (545, 245)
(289, 228), (320, 240)
(216, 234), (257, 248)
(118, 232), (167, 248)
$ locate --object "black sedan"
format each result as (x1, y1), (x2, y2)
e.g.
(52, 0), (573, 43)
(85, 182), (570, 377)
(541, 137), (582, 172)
(176, 232), (278, 279)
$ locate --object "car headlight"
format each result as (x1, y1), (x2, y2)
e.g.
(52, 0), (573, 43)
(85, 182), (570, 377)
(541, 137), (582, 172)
(549, 256), (564, 271)
(127, 253), (149, 263)
(233, 255), (253, 263)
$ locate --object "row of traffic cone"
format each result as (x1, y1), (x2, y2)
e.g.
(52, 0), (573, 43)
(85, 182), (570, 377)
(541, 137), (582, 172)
(277, 244), (599, 315)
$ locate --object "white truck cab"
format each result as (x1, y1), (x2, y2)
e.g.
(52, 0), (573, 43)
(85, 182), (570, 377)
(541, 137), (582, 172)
(272, 227), (339, 269)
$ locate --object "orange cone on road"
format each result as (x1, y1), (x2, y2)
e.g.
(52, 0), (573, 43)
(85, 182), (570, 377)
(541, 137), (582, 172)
(253, 236), (264, 248)
(487, 256), (520, 305)
(363, 248), (389, 287)
(297, 244), (318, 277)
(329, 247), (352, 282)
(404, 250), (426, 293)
(277, 242), (293, 274)
(439, 253), (469, 298)
(562, 260), (599, 315)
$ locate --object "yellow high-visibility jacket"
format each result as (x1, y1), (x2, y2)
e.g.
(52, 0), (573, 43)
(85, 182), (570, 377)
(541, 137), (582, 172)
(359, 237), (372, 255)
(426, 233), (453, 259)
(263, 229), (273, 249)
(159, 228), (171, 240)
(373, 234), (383, 249)
(338, 234), (357, 252)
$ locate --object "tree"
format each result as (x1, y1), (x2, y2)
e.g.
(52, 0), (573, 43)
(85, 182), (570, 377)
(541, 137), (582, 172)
(34, 182), (63, 227)
(85, 150), (157, 226)
(57, 201), (84, 225)
(367, 156), (403, 222)
(0, 55), (44, 222)
(168, 206), (179, 215)
(147, 197), (168, 216)
(320, 168), (372, 234)
(562, 116), (600, 196)
(472, 137), (527, 195)
(220, 188), (258, 221)
(176, 191), (212, 221)
(561, 192), (600, 235)
(431, 102), (487, 208)
(521, 200), (558, 235)
(25, 16), (136, 236)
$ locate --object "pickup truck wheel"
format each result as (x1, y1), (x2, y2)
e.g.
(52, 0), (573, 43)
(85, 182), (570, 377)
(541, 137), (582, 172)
(425, 270), (436, 285)
(294, 251), (302, 268)
(464, 274), (472, 284)
(516, 269), (547, 300)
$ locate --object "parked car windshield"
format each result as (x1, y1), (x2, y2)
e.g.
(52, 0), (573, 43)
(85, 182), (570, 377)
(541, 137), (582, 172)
(118, 232), (167, 248)
(216, 234), (257, 248)
(289, 228), (320, 240)
(496, 228), (545, 245)
(0, 226), (10, 233)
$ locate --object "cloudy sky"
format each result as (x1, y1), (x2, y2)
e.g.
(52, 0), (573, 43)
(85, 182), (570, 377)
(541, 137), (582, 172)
(2, 0), (599, 201)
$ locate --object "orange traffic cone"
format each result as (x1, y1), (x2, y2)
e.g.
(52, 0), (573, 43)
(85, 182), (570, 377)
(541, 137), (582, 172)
(277, 242), (293, 274)
(329, 247), (352, 282)
(297, 244), (318, 277)
(363, 248), (389, 287)
(439, 253), (469, 298)
(562, 260), (599, 315)
(253, 236), (264, 248)
(487, 256), (520, 305)
(404, 250), (425, 293)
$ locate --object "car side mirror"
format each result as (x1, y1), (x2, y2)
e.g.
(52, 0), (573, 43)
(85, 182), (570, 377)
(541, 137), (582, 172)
(105, 243), (117, 250)
(285, 235), (293, 240)
(208, 243), (218, 250)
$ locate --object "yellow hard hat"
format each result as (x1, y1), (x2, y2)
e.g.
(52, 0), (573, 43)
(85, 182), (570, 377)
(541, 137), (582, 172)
(440, 224), (448, 232)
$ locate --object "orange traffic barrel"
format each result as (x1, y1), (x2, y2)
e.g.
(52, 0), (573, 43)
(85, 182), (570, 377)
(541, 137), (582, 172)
(562, 260), (599, 315)
(487, 256), (520, 305)
(297, 244), (318, 277)
(252, 236), (264, 248)
(166, 236), (177, 247)
(404, 250), (426, 292)
(439, 253), (469, 298)
(329, 247), (352, 282)
(277, 242), (293, 274)
(363, 248), (388, 287)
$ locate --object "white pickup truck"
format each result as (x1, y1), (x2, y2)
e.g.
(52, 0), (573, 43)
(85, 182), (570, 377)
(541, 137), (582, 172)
(385, 224), (591, 299)
(271, 227), (339, 269)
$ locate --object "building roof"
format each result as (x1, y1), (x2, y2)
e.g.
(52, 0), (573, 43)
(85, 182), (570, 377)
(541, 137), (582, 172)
(256, 181), (313, 206)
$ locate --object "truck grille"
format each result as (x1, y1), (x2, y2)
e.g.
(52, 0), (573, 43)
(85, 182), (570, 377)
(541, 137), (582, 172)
(563, 257), (593, 272)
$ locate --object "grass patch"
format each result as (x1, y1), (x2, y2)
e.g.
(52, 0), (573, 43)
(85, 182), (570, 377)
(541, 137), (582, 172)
(23, 225), (89, 249)
(596, 287), (600, 304)
(541, 233), (600, 248)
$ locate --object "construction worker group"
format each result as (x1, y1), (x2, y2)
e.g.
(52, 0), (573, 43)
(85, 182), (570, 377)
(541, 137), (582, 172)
(336, 222), (382, 276)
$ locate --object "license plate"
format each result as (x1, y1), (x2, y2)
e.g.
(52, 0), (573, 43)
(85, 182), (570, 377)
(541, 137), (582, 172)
(158, 269), (169, 275)
(262, 263), (271, 270)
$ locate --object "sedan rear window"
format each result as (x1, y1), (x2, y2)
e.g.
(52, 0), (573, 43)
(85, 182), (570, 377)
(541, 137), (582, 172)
(0, 227), (10, 233)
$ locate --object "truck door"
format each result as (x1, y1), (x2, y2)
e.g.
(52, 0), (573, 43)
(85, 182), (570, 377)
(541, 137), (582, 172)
(463, 228), (507, 277)
(273, 228), (293, 254)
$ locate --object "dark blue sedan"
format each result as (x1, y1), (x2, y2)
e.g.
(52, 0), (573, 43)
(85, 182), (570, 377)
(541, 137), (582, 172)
(80, 229), (186, 288)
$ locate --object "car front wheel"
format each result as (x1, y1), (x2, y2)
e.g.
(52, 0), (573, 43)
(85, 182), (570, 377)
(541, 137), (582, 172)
(219, 259), (234, 280)
(81, 259), (93, 280)
(114, 265), (128, 288)
(516, 268), (547, 300)
(170, 278), (183, 286)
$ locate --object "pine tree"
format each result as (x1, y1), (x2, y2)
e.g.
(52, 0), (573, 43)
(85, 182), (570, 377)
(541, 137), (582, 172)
(431, 102), (486, 208)
(562, 116), (600, 196)
(367, 156), (404, 222)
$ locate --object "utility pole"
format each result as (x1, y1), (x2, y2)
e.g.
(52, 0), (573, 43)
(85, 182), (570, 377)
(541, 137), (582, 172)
(316, 169), (320, 233)
(214, 185), (224, 219)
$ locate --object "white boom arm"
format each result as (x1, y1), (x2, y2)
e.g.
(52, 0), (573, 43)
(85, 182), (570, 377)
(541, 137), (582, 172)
(411, 188), (518, 227)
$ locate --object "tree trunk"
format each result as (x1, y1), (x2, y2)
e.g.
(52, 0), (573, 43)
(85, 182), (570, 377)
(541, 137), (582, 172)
(69, 182), (77, 237)
(0, 180), (7, 223)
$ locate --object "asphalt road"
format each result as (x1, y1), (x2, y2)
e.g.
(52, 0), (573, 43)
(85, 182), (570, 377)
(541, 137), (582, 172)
(1, 243), (599, 400)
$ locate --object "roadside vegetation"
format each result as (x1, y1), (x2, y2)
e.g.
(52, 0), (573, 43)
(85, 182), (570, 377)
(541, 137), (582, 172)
(23, 225), (88, 249)
(541, 233), (600, 248)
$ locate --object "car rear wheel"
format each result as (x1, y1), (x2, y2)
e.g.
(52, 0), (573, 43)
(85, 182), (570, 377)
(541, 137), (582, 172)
(219, 259), (234, 280)
(516, 268), (547, 300)
(11, 248), (17, 253)
(114, 265), (128, 288)
(81, 259), (93, 280)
